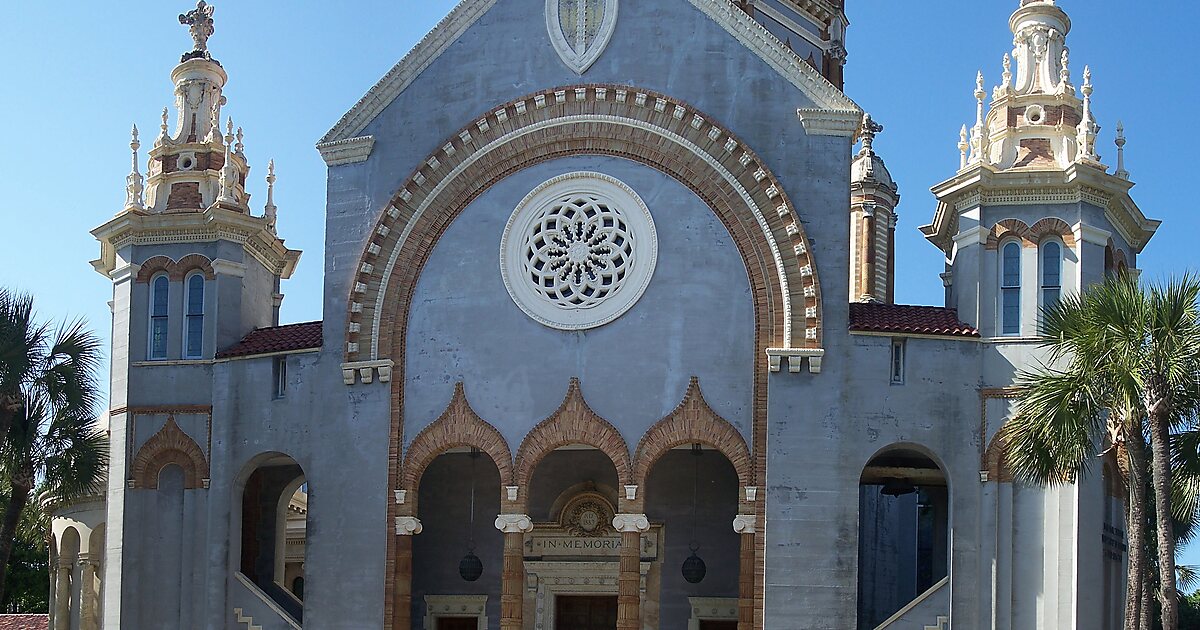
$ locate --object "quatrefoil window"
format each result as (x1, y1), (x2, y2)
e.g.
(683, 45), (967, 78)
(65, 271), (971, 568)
(501, 172), (657, 330)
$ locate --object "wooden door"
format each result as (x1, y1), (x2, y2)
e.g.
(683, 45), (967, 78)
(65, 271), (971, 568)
(436, 617), (478, 630)
(698, 621), (739, 630)
(555, 595), (618, 629)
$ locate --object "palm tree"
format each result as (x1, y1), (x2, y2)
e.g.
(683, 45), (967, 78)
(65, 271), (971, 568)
(1001, 274), (1200, 630)
(0, 295), (107, 603)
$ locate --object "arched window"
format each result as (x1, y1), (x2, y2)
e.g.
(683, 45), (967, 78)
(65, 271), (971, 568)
(184, 273), (205, 359)
(1040, 241), (1062, 311)
(150, 274), (169, 360)
(1001, 241), (1021, 335)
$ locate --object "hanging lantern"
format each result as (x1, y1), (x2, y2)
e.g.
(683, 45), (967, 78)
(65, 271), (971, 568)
(459, 545), (484, 582)
(459, 448), (484, 582)
(682, 543), (707, 584)
(682, 444), (707, 584)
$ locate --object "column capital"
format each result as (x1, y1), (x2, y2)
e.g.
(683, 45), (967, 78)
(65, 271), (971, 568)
(56, 557), (74, 570)
(395, 516), (423, 536)
(612, 513), (650, 533)
(77, 552), (99, 567)
(495, 513), (534, 534)
(733, 514), (757, 534)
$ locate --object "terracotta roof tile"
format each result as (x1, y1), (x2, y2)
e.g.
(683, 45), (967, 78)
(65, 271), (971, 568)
(849, 303), (979, 338)
(216, 321), (323, 359)
(0, 615), (48, 630)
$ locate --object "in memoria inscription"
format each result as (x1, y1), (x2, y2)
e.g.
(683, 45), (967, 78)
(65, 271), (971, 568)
(524, 530), (659, 560)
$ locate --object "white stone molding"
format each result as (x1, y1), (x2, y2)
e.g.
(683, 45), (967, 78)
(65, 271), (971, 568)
(500, 172), (658, 330)
(340, 360), (394, 386)
(744, 486), (758, 502)
(394, 516), (423, 536)
(506, 486), (519, 502)
(732, 514), (757, 534)
(368, 110), (810, 357)
(316, 135), (376, 166)
(109, 262), (141, 284)
(1073, 222), (1112, 247)
(611, 513), (650, 533)
(624, 485), (638, 501)
(394, 489), (407, 505)
(765, 347), (824, 374)
(546, 0), (618, 74)
(953, 225), (988, 248)
(495, 513), (535, 534)
(210, 258), (246, 278)
(319, 0), (857, 145)
(424, 595), (487, 630)
(796, 108), (864, 137)
(688, 597), (738, 630)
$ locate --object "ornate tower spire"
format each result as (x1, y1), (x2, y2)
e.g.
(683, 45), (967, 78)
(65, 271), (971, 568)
(850, 113), (899, 303)
(1076, 66), (1099, 163)
(125, 125), (144, 211)
(1009, 0), (1071, 95)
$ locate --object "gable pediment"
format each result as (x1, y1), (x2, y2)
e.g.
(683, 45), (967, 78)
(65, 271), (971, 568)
(317, 0), (859, 154)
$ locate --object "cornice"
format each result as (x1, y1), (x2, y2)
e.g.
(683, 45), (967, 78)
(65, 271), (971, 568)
(318, 0), (857, 146)
(924, 162), (1160, 253)
(316, 135), (376, 166)
(91, 207), (301, 280)
(796, 108), (862, 137)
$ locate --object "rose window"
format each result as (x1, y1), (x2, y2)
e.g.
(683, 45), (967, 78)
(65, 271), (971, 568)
(501, 172), (657, 330)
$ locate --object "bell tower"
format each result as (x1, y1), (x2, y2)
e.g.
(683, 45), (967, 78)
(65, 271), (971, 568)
(89, 6), (300, 622)
(849, 113), (899, 303)
(919, 0), (1159, 337)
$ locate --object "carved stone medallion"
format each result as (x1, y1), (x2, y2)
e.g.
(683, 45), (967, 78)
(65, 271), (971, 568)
(546, 0), (619, 74)
(560, 492), (615, 537)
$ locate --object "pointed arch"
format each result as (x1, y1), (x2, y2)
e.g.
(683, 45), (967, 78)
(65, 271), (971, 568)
(399, 382), (513, 513)
(513, 378), (633, 491)
(632, 377), (752, 488)
(129, 417), (209, 490)
(982, 432), (1013, 483)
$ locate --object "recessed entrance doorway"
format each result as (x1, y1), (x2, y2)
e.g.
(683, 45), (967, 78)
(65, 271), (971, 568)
(435, 618), (478, 630)
(555, 595), (618, 630)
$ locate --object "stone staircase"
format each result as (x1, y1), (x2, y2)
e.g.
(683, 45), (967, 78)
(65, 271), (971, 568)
(923, 615), (949, 630)
(234, 608), (263, 630)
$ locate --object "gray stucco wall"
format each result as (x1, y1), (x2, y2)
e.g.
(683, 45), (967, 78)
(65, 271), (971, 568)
(405, 155), (755, 448)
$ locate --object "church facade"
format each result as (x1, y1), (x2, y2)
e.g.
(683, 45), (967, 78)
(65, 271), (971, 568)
(47, 0), (1159, 628)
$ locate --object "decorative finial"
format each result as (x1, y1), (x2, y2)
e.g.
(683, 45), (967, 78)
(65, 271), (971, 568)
(179, 1), (216, 62)
(206, 99), (221, 144)
(1077, 66), (1099, 162)
(264, 159), (278, 232)
(235, 126), (244, 154)
(126, 124), (145, 211)
(225, 116), (234, 143)
(1115, 121), (1129, 179)
(958, 125), (969, 169)
(157, 107), (170, 145)
(217, 140), (238, 208)
(969, 72), (988, 165)
(859, 113), (883, 156)
(1059, 49), (1071, 86)
(1002, 53), (1012, 89)
(976, 70), (985, 96)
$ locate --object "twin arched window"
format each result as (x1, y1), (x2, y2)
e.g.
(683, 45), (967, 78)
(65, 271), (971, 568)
(148, 272), (206, 360)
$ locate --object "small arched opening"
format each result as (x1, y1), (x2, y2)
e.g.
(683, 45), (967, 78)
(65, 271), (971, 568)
(236, 453), (306, 625)
(857, 447), (949, 629)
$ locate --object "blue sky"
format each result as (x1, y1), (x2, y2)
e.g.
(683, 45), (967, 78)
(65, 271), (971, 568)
(3, 0), (1199, 568)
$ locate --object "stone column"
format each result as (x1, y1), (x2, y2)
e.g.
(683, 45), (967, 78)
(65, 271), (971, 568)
(612, 514), (650, 630)
(78, 553), (98, 630)
(496, 514), (533, 630)
(393, 516), (423, 630)
(733, 514), (757, 630)
(53, 557), (72, 630)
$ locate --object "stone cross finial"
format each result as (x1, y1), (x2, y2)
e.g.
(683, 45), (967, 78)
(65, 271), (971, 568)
(179, 1), (216, 60)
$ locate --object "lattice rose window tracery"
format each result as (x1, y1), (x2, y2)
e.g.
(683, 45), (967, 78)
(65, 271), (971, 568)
(501, 172), (657, 330)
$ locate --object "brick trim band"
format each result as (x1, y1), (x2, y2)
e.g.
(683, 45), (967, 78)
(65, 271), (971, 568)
(128, 416), (209, 490)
